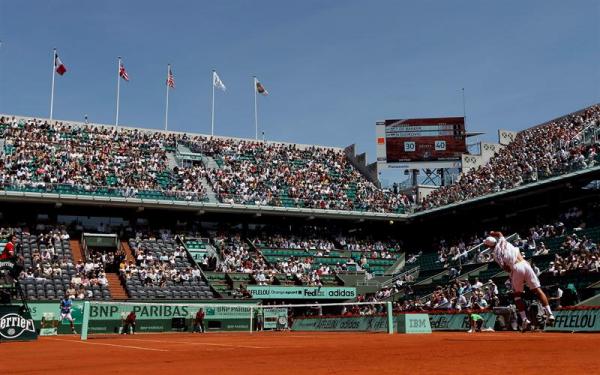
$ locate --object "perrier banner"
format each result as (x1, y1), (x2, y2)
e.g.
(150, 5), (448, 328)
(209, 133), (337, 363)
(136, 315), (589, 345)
(0, 305), (37, 341)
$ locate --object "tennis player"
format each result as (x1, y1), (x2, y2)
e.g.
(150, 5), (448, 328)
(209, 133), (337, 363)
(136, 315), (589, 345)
(59, 296), (77, 334)
(483, 231), (555, 331)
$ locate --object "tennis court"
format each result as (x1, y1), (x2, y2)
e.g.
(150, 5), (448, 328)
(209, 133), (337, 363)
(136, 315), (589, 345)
(2, 331), (598, 374)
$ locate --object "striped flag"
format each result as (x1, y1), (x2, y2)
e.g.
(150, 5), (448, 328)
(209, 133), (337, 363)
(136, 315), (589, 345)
(54, 53), (67, 76)
(167, 65), (175, 88)
(119, 61), (130, 81)
(255, 78), (268, 96)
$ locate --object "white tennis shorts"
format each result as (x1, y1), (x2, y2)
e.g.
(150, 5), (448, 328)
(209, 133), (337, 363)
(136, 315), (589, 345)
(61, 312), (73, 322)
(510, 261), (541, 293)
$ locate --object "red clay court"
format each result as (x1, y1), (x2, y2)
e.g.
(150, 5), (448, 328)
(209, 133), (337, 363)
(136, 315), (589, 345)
(2, 331), (599, 375)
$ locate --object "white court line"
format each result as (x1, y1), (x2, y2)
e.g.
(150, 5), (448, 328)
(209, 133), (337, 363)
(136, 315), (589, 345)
(47, 337), (170, 352)
(126, 337), (269, 349)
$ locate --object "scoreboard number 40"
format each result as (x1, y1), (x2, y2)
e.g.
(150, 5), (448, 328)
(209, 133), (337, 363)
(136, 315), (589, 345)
(434, 140), (446, 151)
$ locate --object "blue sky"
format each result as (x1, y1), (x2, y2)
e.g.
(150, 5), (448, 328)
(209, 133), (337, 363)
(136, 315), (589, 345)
(1, 1), (599, 167)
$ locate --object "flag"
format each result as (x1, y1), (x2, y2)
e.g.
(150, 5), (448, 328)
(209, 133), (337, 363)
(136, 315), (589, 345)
(213, 71), (226, 91)
(255, 78), (268, 95)
(119, 62), (130, 81)
(55, 53), (67, 76)
(167, 66), (175, 88)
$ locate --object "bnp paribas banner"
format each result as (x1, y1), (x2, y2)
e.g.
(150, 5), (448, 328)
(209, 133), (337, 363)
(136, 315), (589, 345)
(545, 309), (600, 332)
(247, 286), (356, 300)
(27, 302), (256, 324)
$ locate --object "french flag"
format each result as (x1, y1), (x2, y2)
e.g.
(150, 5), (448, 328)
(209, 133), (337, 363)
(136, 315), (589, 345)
(55, 53), (67, 76)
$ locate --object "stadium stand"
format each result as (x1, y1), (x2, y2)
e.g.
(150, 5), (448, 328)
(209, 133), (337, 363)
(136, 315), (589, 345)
(419, 105), (600, 210)
(0, 117), (208, 202)
(0, 116), (411, 213)
(0, 104), (599, 309)
(121, 236), (214, 299)
(1, 227), (112, 301)
(376, 206), (600, 311)
(1, 105), (598, 215)
(184, 137), (411, 212)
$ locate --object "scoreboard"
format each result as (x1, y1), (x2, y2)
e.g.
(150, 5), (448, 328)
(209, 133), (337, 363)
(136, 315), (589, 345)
(376, 117), (466, 165)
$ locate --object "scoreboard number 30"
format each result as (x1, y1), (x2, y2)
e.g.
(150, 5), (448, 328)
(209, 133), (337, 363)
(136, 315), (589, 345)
(434, 140), (446, 151)
(404, 141), (416, 152)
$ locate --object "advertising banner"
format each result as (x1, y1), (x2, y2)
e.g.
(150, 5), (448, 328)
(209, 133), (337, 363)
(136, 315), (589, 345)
(291, 314), (431, 333)
(247, 286), (357, 300)
(24, 302), (256, 334)
(428, 312), (495, 331)
(0, 305), (37, 341)
(292, 315), (390, 332)
(263, 308), (289, 330)
(545, 309), (600, 332)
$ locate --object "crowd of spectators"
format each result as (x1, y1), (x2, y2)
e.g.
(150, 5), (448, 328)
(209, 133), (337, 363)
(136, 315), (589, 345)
(7, 226), (110, 299)
(68, 258), (109, 299)
(420, 105), (600, 210)
(3, 104), (596, 215)
(395, 278), (500, 312)
(250, 231), (404, 282)
(255, 234), (337, 254)
(214, 233), (269, 274)
(337, 236), (401, 260)
(0, 117), (207, 201)
(548, 253), (598, 275)
(426, 205), (594, 275)
(0, 116), (413, 212)
(121, 236), (202, 286)
(547, 247), (600, 276)
(185, 136), (412, 212)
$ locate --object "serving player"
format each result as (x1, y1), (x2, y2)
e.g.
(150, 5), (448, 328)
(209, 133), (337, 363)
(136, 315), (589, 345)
(59, 296), (77, 334)
(483, 231), (555, 331)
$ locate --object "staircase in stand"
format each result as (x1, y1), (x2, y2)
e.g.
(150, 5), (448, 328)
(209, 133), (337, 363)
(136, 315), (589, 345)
(69, 240), (85, 263)
(120, 241), (135, 262)
(106, 273), (129, 300)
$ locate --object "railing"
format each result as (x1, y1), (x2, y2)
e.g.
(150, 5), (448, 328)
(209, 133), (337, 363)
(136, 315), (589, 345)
(215, 192), (408, 214)
(0, 182), (209, 202)
(80, 233), (89, 262)
(417, 280), (495, 307)
(379, 266), (420, 288)
(568, 117), (600, 148)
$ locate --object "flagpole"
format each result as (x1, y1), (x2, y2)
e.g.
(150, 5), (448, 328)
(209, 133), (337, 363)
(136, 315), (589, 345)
(211, 70), (216, 137)
(254, 76), (258, 140)
(462, 87), (467, 127)
(116, 57), (121, 128)
(50, 48), (56, 120)
(165, 64), (170, 131)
